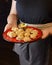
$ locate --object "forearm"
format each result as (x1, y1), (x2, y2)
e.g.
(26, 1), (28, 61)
(37, 22), (52, 34)
(44, 22), (52, 34)
(7, 0), (19, 24)
(27, 22), (52, 29)
(48, 27), (52, 35)
(27, 22), (52, 35)
(43, 23), (52, 34)
(43, 22), (52, 28)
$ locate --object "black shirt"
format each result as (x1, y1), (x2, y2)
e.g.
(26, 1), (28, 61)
(15, 0), (52, 24)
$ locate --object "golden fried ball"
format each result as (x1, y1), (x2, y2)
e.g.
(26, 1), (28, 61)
(16, 33), (24, 40)
(23, 37), (31, 42)
(11, 27), (18, 32)
(7, 31), (16, 38)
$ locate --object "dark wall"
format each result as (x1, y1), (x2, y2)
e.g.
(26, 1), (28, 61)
(0, 0), (12, 33)
(0, 1), (20, 65)
(0, 0), (14, 49)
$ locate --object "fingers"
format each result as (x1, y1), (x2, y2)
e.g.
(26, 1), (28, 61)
(4, 24), (12, 32)
(41, 29), (49, 39)
(4, 23), (17, 32)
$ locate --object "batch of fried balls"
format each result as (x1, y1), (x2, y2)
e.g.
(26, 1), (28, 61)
(7, 24), (38, 42)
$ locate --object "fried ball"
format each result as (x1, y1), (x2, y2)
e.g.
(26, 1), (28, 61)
(25, 28), (33, 33)
(30, 30), (38, 34)
(7, 31), (16, 38)
(11, 27), (18, 32)
(30, 34), (36, 39)
(18, 29), (24, 32)
(16, 33), (24, 40)
(30, 30), (38, 39)
(23, 37), (31, 42)
(15, 29), (25, 36)
(24, 32), (30, 37)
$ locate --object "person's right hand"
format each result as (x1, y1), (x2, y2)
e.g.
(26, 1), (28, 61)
(4, 23), (17, 32)
(4, 14), (18, 32)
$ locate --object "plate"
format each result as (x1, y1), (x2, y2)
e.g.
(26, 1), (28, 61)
(3, 26), (42, 43)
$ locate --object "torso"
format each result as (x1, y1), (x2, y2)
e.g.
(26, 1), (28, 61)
(16, 0), (52, 24)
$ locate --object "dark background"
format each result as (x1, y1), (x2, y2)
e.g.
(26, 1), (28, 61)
(0, 0), (20, 65)
(0, 0), (52, 65)
(0, 0), (14, 49)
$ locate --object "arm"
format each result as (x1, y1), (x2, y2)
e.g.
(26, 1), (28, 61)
(7, 0), (18, 24)
(10, 0), (17, 15)
(41, 22), (52, 39)
(49, 27), (52, 34)
(27, 22), (52, 29)
(27, 22), (52, 39)
(40, 22), (52, 34)
(4, 0), (18, 31)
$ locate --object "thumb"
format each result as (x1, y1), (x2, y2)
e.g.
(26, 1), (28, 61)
(4, 23), (17, 32)
(4, 24), (12, 32)
(41, 29), (49, 39)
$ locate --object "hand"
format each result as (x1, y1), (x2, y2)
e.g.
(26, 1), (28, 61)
(4, 14), (18, 32)
(26, 23), (52, 39)
(26, 23), (50, 39)
(4, 23), (17, 32)
(41, 28), (50, 39)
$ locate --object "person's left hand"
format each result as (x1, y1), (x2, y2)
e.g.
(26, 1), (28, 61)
(41, 28), (50, 39)
(23, 23), (51, 39)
